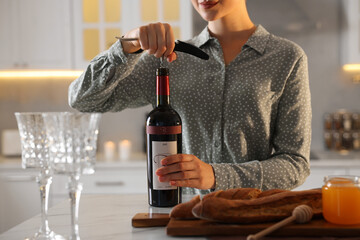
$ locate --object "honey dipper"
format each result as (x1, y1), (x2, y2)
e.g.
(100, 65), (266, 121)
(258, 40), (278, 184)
(247, 205), (313, 240)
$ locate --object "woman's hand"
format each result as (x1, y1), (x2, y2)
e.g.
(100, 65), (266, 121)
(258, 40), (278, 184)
(121, 22), (177, 62)
(155, 154), (215, 190)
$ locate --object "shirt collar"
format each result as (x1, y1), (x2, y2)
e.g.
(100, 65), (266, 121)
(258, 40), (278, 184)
(193, 24), (270, 55)
(244, 25), (270, 55)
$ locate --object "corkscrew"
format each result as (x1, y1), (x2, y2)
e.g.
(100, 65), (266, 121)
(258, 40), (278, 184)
(116, 37), (210, 60)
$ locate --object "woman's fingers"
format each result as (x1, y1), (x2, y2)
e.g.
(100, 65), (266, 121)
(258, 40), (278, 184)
(161, 154), (192, 166)
(121, 28), (142, 53)
(167, 52), (177, 62)
(124, 22), (175, 59)
(159, 170), (198, 182)
(170, 179), (199, 188)
(163, 23), (175, 57)
(154, 23), (166, 58)
(147, 23), (157, 54)
(155, 154), (215, 190)
(138, 26), (149, 50)
(156, 160), (193, 175)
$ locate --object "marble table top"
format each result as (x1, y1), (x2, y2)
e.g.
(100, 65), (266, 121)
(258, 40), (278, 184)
(0, 194), (206, 240)
(1, 194), (359, 240)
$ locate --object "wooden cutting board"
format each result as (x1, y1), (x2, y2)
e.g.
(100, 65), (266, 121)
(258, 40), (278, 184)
(166, 218), (360, 237)
(132, 213), (170, 227)
(132, 213), (360, 237)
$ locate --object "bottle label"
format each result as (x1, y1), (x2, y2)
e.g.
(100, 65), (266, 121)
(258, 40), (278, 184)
(152, 141), (177, 190)
(146, 125), (181, 135)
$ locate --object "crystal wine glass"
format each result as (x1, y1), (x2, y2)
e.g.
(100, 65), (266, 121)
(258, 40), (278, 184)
(15, 112), (65, 240)
(43, 112), (101, 240)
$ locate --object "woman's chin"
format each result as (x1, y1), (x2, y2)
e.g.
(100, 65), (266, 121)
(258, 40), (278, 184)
(199, 12), (219, 22)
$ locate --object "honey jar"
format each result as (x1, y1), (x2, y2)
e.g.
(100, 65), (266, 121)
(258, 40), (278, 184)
(322, 176), (360, 225)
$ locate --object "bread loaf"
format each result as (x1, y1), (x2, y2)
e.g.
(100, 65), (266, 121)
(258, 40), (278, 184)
(170, 188), (261, 219)
(192, 189), (322, 224)
(170, 195), (201, 219)
(203, 188), (262, 201)
(257, 189), (288, 198)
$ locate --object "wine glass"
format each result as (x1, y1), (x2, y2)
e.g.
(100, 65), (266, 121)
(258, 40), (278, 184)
(15, 112), (65, 240)
(42, 112), (101, 240)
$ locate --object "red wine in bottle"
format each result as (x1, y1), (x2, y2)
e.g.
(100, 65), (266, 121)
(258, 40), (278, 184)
(146, 67), (182, 207)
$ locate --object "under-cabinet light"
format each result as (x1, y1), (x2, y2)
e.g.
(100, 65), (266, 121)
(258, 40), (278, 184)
(0, 70), (83, 79)
(343, 64), (360, 72)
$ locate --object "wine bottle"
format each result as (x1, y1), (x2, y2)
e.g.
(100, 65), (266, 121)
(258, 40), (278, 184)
(146, 67), (182, 207)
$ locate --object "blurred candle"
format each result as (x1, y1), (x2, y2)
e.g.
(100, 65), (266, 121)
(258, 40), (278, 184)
(119, 140), (131, 161)
(104, 141), (115, 161)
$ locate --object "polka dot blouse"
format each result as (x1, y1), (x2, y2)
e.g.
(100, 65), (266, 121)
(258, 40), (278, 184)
(69, 25), (312, 194)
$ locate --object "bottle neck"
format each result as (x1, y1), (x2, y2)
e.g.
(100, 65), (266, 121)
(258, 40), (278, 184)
(156, 74), (170, 107)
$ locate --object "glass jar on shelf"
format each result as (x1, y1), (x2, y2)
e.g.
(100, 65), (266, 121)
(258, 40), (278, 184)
(353, 113), (360, 130)
(353, 132), (360, 150)
(323, 113), (333, 131)
(342, 132), (353, 150)
(324, 131), (333, 150)
(333, 132), (342, 151)
(332, 112), (342, 131)
(342, 113), (352, 131)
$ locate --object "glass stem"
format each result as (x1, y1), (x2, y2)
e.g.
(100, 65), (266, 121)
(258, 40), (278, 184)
(37, 168), (52, 235)
(68, 175), (83, 240)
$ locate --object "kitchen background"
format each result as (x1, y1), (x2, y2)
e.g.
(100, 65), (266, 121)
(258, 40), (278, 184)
(1, 0), (360, 234)
(1, 0), (360, 159)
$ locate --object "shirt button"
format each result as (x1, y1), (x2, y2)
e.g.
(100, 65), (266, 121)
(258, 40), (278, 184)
(215, 140), (221, 148)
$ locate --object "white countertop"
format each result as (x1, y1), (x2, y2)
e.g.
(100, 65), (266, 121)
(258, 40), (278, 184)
(0, 194), (205, 240)
(2, 156), (360, 170)
(309, 158), (360, 167)
(2, 194), (360, 240)
(0, 155), (147, 170)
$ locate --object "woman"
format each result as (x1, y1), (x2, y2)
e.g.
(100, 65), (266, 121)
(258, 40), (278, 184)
(69, 0), (311, 193)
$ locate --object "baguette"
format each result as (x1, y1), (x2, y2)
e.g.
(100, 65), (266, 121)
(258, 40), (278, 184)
(170, 188), (261, 219)
(257, 189), (288, 198)
(170, 195), (201, 219)
(192, 189), (322, 224)
(203, 188), (262, 201)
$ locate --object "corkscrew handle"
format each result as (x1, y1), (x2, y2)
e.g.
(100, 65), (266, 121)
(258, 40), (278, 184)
(116, 37), (209, 60)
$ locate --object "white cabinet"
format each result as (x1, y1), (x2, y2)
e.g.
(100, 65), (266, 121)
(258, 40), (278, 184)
(0, 169), (40, 234)
(0, 160), (147, 234)
(0, 0), (72, 69)
(294, 167), (347, 190)
(0, 0), (17, 69)
(72, 0), (193, 69)
(50, 162), (147, 209)
(0, 0), (193, 70)
(348, 168), (360, 176)
(341, 0), (360, 65)
(294, 161), (360, 191)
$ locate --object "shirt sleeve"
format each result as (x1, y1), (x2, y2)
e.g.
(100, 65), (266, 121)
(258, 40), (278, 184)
(68, 40), (158, 112)
(210, 54), (311, 191)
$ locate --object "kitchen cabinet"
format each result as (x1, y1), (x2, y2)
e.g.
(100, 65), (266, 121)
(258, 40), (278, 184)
(0, 0), (72, 69)
(348, 168), (360, 176)
(51, 161), (147, 205)
(0, 0), (192, 70)
(0, 159), (146, 234)
(294, 166), (347, 190)
(0, 0), (16, 69)
(0, 169), (39, 234)
(294, 160), (360, 190)
(72, 0), (193, 69)
(341, 0), (360, 65)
